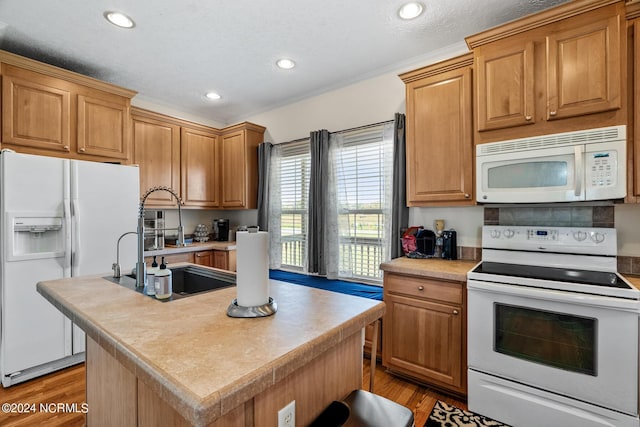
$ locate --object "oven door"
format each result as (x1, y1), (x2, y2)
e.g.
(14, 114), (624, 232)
(468, 279), (639, 415)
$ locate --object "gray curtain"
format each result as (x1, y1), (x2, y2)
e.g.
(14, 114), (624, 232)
(307, 129), (330, 275)
(391, 113), (409, 259)
(257, 142), (273, 231)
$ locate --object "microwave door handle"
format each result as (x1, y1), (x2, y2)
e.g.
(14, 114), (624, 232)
(574, 145), (583, 197)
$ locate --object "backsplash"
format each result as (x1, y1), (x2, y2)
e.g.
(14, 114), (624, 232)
(483, 205), (614, 227)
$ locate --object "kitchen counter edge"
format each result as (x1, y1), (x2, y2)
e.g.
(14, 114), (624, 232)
(380, 257), (479, 282)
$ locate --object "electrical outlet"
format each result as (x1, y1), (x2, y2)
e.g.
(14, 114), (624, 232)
(278, 400), (295, 427)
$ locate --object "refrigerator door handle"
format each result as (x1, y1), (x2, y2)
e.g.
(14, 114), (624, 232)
(72, 199), (80, 271)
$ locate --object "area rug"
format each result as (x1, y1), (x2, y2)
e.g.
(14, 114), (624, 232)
(424, 401), (510, 427)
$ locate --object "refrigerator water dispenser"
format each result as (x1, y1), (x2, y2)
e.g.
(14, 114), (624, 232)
(8, 214), (64, 261)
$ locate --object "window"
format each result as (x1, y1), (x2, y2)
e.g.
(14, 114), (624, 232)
(278, 140), (310, 271)
(269, 121), (394, 284)
(329, 124), (394, 282)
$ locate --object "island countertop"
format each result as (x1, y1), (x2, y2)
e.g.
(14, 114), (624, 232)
(37, 271), (385, 426)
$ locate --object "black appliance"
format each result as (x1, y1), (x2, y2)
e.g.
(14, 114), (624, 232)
(214, 219), (230, 241)
(442, 230), (457, 260)
(416, 229), (436, 256)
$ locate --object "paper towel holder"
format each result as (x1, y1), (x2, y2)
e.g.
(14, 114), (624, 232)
(227, 297), (277, 318)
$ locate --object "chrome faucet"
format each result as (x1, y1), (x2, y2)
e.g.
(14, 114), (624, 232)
(135, 186), (185, 288)
(112, 231), (137, 278)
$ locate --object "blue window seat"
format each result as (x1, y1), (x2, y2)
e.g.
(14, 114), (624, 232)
(269, 270), (383, 301)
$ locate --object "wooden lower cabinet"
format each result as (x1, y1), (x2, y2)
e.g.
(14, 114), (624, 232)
(194, 250), (212, 267)
(145, 250), (237, 271)
(212, 249), (237, 272)
(382, 272), (466, 397)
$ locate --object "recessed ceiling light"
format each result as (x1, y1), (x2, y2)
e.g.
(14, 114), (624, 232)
(204, 92), (221, 100)
(398, 2), (424, 20)
(104, 11), (135, 28)
(276, 58), (296, 70)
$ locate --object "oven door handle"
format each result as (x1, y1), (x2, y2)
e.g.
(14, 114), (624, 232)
(467, 280), (640, 312)
(574, 145), (583, 198)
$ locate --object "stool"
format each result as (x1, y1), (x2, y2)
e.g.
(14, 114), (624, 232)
(310, 389), (415, 427)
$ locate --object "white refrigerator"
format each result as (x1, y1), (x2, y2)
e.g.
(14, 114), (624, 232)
(0, 150), (139, 387)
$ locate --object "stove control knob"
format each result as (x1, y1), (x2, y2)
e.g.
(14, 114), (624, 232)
(490, 229), (501, 239)
(573, 231), (587, 241)
(503, 229), (515, 239)
(591, 232), (605, 243)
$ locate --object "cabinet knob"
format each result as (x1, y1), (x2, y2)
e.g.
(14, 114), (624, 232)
(418, 286), (424, 291)
(525, 115), (532, 121)
(549, 111), (557, 117)
(453, 309), (459, 315)
(63, 145), (69, 150)
(464, 193), (470, 198)
(79, 147), (86, 152)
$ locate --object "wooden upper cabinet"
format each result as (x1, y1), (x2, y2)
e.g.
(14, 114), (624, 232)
(2, 66), (72, 153)
(220, 123), (265, 209)
(466, 0), (626, 144)
(476, 39), (535, 131)
(132, 110), (181, 207)
(0, 50), (136, 162)
(181, 126), (220, 208)
(400, 53), (474, 206)
(77, 93), (130, 160)
(546, 14), (620, 120)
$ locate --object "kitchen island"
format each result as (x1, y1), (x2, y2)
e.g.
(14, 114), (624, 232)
(37, 268), (384, 426)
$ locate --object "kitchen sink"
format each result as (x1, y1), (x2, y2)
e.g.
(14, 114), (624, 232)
(104, 265), (235, 301)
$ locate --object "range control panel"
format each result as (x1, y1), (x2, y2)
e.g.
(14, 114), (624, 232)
(482, 225), (616, 256)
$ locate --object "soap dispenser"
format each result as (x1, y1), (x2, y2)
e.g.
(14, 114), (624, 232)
(146, 256), (158, 296)
(154, 257), (172, 300)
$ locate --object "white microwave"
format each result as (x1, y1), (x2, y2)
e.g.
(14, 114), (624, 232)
(476, 125), (626, 203)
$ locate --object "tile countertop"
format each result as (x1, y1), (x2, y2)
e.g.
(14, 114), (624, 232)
(380, 257), (479, 282)
(36, 268), (384, 426)
(145, 241), (236, 257)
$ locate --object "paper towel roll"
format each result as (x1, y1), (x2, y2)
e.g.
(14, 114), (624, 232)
(236, 231), (270, 307)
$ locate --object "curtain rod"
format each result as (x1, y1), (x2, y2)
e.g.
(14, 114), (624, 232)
(277, 118), (395, 146)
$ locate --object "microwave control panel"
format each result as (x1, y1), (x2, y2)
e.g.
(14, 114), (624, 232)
(586, 151), (617, 187)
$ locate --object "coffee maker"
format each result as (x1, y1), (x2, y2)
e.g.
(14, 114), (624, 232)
(442, 230), (457, 260)
(213, 219), (230, 241)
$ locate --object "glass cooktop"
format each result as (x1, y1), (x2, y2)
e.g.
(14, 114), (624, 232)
(472, 262), (630, 289)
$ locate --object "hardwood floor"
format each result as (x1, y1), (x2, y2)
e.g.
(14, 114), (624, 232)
(363, 358), (468, 427)
(0, 359), (467, 426)
(0, 363), (85, 426)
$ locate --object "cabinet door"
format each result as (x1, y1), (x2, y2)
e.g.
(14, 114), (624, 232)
(132, 116), (181, 207)
(383, 293), (463, 391)
(405, 65), (473, 205)
(181, 127), (220, 207)
(194, 250), (213, 267)
(212, 250), (228, 270)
(476, 38), (535, 131)
(77, 94), (129, 160)
(2, 71), (71, 153)
(220, 130), (247, 208)
(546, 15), (620, 121)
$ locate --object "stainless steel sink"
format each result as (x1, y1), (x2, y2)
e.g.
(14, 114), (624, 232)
(105, 265), (235, 301)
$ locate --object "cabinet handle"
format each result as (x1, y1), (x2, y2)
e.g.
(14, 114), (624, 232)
(549, 111), (557, 117)
(453, 309), (459, 315)
(63, 145), (69, 150)
(525, 115), (532, 121)
(418, 286), (424, 291)
(79, 147), (86, 152)
(464, 193), (470, 198)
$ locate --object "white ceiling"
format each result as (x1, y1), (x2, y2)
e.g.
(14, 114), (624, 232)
(0, 0), (568, 126)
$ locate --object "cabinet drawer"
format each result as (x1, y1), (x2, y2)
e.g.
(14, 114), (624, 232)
(385, 272), (462, 305)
